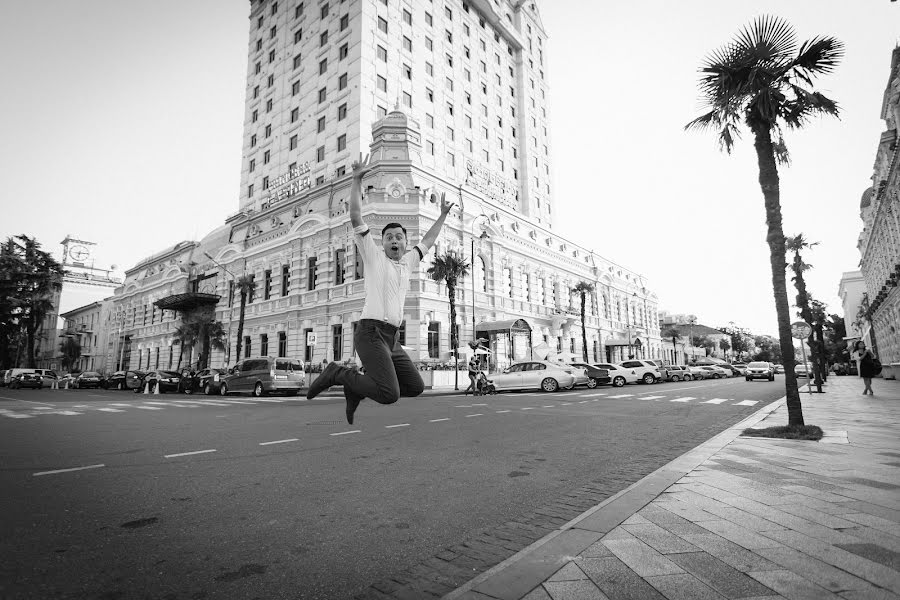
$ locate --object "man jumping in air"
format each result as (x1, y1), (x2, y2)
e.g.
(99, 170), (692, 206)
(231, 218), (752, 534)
(306, 153), (454, 424)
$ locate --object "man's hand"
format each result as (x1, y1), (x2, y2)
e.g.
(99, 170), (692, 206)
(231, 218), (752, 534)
(439, 192), (455, 215)
(351, 153), (371, 180)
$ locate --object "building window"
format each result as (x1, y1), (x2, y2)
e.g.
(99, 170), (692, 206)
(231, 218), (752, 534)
(445, 6), (452, 19)
(447, 151), (455, 166)
(377, 75), (387, 92)
(340, 14), (348, 31)
(426, 62), (433, 76)
(270, 25), (277, 39)
(403, 64), (412, 79)
(425, 36), (433, 51)
(293, 53), (302, 69)
(248, 183), (254, 197)
(294, 28), (303, 44)
(402, 91), (412, 108)
(264, 149), (270, 164)
(320, 31), (328, 46)
(427, 322), (440, 358)
(446, 126), (454, 140)
(307, 257), (317, 289)
(339, 73), (348, 89)
(265, 124), (272, 137)
(269, 49), (276, 63)
(403, 36), (412, 52)
(334, 248), (346, 284)
(249, 158), (256, 173)
(303, 328), (313, 362)
(292, 80), (301, 95)
(339, 43), (348, 60)
(338, 103), (347, 120)
(263, 175), (269, 190)
(377, 16), (388, 33)
(354, 243), (364, 279)
(256, 38), (263, 51)
(244, 336), (252, 358)
(320, 2), (329, 19)
(426, 113), (433, 128)
(291, 107), (299, 122)
(319, 58), (328, 74)
(271, 2), (278, 15)
(425, 11), (433, 26)
(426, 88), (434, 102)
(403, 9), (412, 24)
(318, 87), (326, 103)
(317, 116), (326, 132)
(281, 264), (290, 296)
(316, 145), (325, 161)
(337, 134), (346, 151)
(332, 324), (343, 361)
(426, 140), (434, 155)
(261, 334), (269, 357)
(266, 98), (273, 112)
(253, 85), (260, 98)
(264, 269), (272, 299)
(377, 45), (387, 61)
(247, 274), (256, 303)
(278, 332), (287, 357)
(377, 105), (387, 118)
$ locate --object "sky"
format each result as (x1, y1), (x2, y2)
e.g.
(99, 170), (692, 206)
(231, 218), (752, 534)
(1, 1), (897, 337)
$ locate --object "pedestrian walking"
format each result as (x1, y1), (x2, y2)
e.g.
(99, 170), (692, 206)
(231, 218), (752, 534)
(464, 348), (480, 396)
(851, 340), (877, 395)
(306, 153), (454, 424)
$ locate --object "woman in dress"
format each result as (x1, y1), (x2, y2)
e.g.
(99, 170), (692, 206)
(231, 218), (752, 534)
(851, 340), (876, 395)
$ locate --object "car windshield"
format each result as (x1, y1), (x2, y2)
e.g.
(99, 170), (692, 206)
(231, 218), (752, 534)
(275, 360), (303, 372)
(159, 371), (180, 377)
(748, 362), (769, 368)
(83, 372), (101, 377)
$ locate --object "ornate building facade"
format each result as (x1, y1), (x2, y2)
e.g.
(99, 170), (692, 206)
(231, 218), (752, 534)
(856, 46), (900, 368)
(99, 0), (661, 374)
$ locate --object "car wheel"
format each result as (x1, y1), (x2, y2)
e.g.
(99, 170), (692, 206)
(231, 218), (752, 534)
(253, 382), (265, 397)
(541, 378), (559, 392)
(204, 383), (212, 396)
(586, 378), (598, 389)
(613, 376), (626, 388)
(671, 375), (681, 382)
(220, 383), (228, 396)
(642, 373), (655, 385)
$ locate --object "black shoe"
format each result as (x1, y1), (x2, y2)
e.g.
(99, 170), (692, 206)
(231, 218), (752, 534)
(345, 389), (363, 425)
(307, 362), (342, 399)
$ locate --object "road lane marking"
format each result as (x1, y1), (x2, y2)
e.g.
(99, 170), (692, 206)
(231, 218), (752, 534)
(641, 385), (704, 394)
(495, 410), (510, 413)
(143, 402), (181, 406)
(207, 399), (255, 405)
(19, 400), (53, 406)
(73, 404), (89, 408)
(471, 403), (487, 406)
(455, 405), (472, 408)
(109, 403), (133, 407)
(51, 411), (82, 415)
(579, 393), (607, 397)
(0, 395), (23, 402)
(135, 406), (162, 410)
(641, 395), (665, 400)
(703, 398), (729, 404)
(542, 405), (556, 408)
(734, 400), (759, 406)
(259, 438), (299, 445)
(34, 464), (105, 477)
(248, 398), (284, 403)
(173, 400), (230, 406)
(465, 413), (483, 417)
(560, 402), (572, 405)
(87, 394), (107, 398)
(164, 449), (216, 458)
(521, 407), (535, 410)
(578, 400), (589, 404)
(606, 394), (633, 398)
(429, 418), (451, 422)
(1, 413), (33, 418)
(330, 430), (361, 436)
(96, 408), (125, 413)
(670, 397), (696, 403)
(385, 423), (409, 428)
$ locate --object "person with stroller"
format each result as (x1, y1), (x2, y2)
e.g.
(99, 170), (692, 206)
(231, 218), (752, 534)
(465, 349), (481, 396)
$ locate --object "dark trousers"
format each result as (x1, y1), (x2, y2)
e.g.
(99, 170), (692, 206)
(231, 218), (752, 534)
(340, 319), (424, 404)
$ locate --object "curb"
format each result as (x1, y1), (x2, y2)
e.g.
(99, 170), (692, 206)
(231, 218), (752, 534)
(442, 395), (788, 600)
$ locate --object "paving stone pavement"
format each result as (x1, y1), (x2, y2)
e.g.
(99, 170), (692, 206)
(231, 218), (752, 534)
(443, 376), (900, 600)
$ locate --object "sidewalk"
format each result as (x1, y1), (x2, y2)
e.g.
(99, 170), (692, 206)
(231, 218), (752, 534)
(445, 376), (900, 600)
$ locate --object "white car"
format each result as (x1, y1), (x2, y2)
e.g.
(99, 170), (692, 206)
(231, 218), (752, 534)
(593, 363), (640, 387)
(619, 360), (663, 384)
(699, 365), (729, 379)
(550, 361), (589, 388)
(487, 361), (576, 392)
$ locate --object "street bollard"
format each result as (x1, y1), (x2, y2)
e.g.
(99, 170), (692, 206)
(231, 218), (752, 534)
(153, 381), (160, 395)
(143, 381), (149, 394)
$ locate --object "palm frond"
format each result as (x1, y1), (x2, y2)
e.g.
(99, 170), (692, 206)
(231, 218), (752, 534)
(734, 15), (797, 68)
(791, 36), (844, 77)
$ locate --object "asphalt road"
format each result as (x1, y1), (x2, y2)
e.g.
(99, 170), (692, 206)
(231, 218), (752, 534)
(0, 376), (786, 600)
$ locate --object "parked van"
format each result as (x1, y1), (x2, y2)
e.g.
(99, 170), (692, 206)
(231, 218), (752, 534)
(33, 369), (59, 388)
(220, 357), (305, 397)
(3, 368), (37, 386)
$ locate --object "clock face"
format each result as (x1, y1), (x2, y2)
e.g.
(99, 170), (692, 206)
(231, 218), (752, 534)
(69, 245), (90, 262)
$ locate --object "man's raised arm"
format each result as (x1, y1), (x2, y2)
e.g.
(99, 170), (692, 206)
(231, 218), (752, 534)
(349, 153), (371, 230)
(420, 192), (455, 251)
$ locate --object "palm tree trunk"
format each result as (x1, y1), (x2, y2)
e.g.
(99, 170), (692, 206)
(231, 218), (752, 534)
(753, 125), (803, 425)
(235, 291), (247, 362)
(449, 282), (458, 390)
(672, 338), (678, 363)
(176, 343), (184, 370)
(25, 322), (37, 368)
(199, 321), (209, 370)
(580, 292), (588, 362)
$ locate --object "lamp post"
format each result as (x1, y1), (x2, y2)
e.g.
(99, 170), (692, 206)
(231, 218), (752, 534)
(470, 214), (490, 367)
(204, 252), (237, 367)
(687, 316), (696, 362)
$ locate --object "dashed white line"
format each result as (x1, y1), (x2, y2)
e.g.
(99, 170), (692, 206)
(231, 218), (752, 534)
(330, 430), (361, 436)
(578, 400), (589, 404)
(542, 405), (556, 408)
(164, 449), (216, 458)
(34, 464), (105, 477)
(703, 398), (729, 404)
(109, 403), (133, 407)
(248, 398), (284, 403)
(471, 403), (488, 406)
(96, 408), (125, 413)
(670, 397), (696, 403)
(465, 413), (483, 418)
(641, 395), (665, 400)
(560, 402), (572, 406)
(429, 418), (451, 422)
(135, 406), (162, 410)
(606, 394), (634, 398)
(734, 400), (759, 406)
(2, 413), (33, 419)
(454, 405), (472, 408)
(521, 407), (535, 410)
(495, 410), (511, 413)
(385, 423), (410, 428)
(54, 411), (82, 416)
(259, 438), (299, 446)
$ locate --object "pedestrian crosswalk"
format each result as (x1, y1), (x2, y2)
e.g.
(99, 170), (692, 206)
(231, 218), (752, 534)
(0, 397), (307, 420)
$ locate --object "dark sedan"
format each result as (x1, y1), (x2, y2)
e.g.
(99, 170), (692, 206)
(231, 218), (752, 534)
(9, 373), (43, 389)
(73, 371), (104, 389)
(104, 370), (146, 391)
(569, 363), (611, 388)
(133, 370), (182, 393)
(193, 368), (228, 395)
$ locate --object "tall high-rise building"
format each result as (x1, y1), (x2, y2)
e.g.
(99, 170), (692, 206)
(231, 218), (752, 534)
(240, 0), (554, 227)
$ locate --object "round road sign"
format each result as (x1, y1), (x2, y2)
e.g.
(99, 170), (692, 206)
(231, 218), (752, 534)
(791, 321), (812, 339)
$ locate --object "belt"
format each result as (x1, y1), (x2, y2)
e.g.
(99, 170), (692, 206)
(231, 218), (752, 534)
(359, 318), (400, 334)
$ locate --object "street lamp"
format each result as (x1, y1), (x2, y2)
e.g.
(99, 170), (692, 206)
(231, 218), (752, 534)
(204, 252), (237, 367)
(470, 214), (490, 359)
(687, 316), (697, 362)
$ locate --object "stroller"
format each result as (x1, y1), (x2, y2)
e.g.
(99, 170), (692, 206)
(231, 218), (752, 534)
(475, 371), (496, 395)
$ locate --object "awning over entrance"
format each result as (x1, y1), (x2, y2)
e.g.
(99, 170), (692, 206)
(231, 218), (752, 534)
(604, 338), (632, 346)
(476, 318), (531, 333)
(154, 292), (221, 312)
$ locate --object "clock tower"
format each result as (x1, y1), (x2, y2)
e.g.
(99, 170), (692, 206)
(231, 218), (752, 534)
(61, 236), (96, 266)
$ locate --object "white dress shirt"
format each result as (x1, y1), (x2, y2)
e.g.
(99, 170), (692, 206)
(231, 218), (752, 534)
(354, 224), (427, 327)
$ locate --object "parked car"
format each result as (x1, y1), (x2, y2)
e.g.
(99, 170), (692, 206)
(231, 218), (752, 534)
(73, 371), (104, 389)
(664, 365), (694, 382)
(550, 362), (588, 389)
(685, 365), (707, 380)
(9, 373), (44, 389)
(486, 361), (576, 393)
(700, 365), (731, 379)
(220, 357), (305, 397)
(746, 361), (775, 381)
(568, 363), (611, 388)
(3, 368), (37, 386)
(773, 364), (786, 374)
(730, 364), (748, 375)
(26, 368), (59, 388)
(619, 360), (663, 384)
(794, 363), (811, 377)
(104, 370), (146, 391)
(194, 368), (228, 395)
(720, 365), (742, 377)
(134, 370), (183, 393)
(593, 363), (640, 387)
(58, 373), (79, 387)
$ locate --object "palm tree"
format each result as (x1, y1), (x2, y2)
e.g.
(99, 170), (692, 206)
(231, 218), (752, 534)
(786, 234), (823, 388)
(59, 336), (81, 372)
(686, 16), (843, 426)
(662, 326), (682, 364)
(571, 281), (595, 362)
(174, 320), (199, 370)
(427, 250), (470, 390)
(233, 274), (256, 363)
(719, 337), (731, 359)
(175, 312), (228, 370)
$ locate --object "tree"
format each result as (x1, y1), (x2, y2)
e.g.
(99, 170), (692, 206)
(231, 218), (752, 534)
(58, 337), (81, 373)
(719, 337), (731, 359)
(175, 310), (228, 370)
(786, 234), (825, 388)
(662, 326), (682, 363)
(694, 334), (716, 356)
(233, 274), (257, 363)
(686, 16), (843, 425)
(823, 314), (848, 366)
(572, 281), (595, 362)
(753, 335), (783, 363)
(0, 236), (65, 368)
(731, 333), (751, 361)
(427, 250), (470, 390)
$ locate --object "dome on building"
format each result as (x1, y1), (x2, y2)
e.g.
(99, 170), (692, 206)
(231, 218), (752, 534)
(860, 186), (874, 209)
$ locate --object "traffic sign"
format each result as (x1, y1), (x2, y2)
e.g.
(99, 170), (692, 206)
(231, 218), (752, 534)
(790, 321), (811, 339)
(306, 332), (317, 346)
